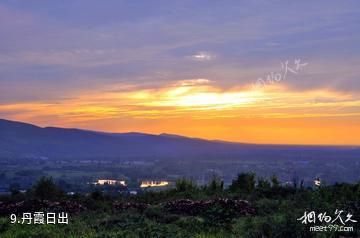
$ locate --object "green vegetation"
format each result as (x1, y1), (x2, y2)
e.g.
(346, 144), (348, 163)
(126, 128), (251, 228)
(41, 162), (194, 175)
(31, 177), (65, 201)
(0, 173), (359, 237)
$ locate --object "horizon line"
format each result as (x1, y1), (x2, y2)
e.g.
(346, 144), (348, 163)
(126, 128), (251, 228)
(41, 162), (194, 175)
(1, 117), (359, 148)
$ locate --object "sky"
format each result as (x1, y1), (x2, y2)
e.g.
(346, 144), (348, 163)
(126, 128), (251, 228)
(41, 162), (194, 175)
(0, 0), (360, 145)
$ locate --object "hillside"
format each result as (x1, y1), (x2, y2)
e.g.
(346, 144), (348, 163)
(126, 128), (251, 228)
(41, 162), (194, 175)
(0, 119), (252, 159)
(0, 119), (358, 161)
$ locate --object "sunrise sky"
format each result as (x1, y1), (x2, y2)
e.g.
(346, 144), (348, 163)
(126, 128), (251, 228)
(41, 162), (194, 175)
(0, 1), (359, 145)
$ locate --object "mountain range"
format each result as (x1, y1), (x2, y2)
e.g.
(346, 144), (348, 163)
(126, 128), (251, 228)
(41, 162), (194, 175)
(0, 118), (358, 160)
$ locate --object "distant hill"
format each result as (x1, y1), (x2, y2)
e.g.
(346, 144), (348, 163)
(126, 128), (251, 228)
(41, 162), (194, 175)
(0, 118), (359, 160)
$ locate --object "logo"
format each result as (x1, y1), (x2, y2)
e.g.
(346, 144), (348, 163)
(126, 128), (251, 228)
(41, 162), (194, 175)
(297, 210), (357, 232)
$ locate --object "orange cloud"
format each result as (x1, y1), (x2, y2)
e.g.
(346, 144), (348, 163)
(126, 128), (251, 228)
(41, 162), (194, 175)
(1, 79), (359, 145)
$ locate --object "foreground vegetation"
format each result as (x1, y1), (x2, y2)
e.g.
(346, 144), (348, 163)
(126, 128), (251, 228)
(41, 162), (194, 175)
(0, 174), (359, 238)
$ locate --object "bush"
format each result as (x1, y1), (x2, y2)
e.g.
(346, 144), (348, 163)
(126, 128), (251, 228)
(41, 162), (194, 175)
(32, 177), (64, 201)
(229, 172), (256, 194)
(176, 178), (198, 192)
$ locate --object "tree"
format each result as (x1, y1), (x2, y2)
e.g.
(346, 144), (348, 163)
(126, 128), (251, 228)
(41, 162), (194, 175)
(32, 177), (63, 200)
(207, 176), (224, 194)
(229, 172), (256, 194)
(9, 183), (20, 195)
(257, 177), (271, 190)
(175, 178), (197, 192)
(271, 174), (280, 188)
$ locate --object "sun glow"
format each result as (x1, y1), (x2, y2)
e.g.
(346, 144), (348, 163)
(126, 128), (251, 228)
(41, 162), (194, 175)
(1, 79), (360, 145)
(171, 92), (255, 108)
(131, 79), (263, 109)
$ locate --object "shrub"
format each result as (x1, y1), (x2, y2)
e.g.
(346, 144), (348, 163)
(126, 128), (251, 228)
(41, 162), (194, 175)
(32, 177), (64, 201)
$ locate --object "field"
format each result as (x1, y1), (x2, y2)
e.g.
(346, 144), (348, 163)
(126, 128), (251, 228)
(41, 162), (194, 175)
(0, 175), (359, 238)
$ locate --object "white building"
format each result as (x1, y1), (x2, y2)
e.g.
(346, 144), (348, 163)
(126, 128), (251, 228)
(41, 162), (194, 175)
(96, 179), (126, 186)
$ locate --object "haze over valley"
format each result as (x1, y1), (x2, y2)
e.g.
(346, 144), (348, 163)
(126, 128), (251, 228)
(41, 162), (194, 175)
(1, 118), (359, 194)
